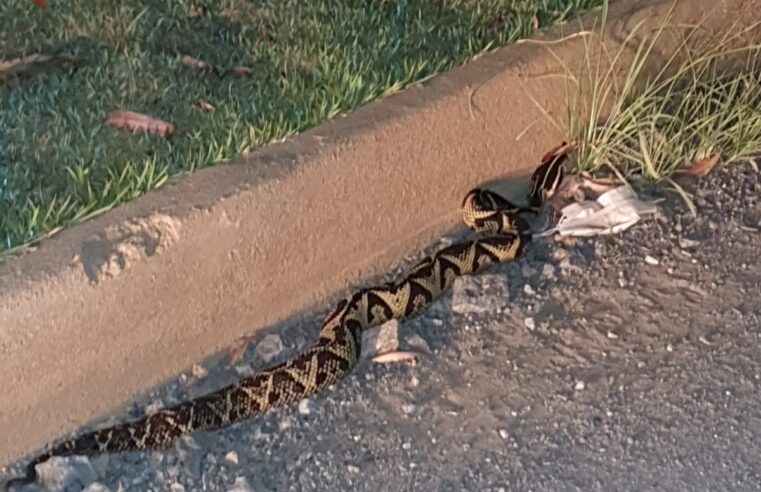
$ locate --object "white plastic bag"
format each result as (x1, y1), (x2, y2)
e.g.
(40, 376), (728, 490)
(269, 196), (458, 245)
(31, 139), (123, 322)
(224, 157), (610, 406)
(535, 186), (659, 238)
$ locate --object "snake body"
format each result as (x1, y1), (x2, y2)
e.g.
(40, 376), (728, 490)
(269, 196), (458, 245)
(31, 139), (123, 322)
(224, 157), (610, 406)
(5, 151), (565, 490)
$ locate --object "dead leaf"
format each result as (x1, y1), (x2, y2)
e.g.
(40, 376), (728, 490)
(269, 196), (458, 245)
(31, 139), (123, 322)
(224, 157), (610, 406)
(181, 54), (218, 77)
(259, 24), (270, 40)
(0, 54), (82, 73)
(42, 226), (62, 240)
(186, 1), (207, 19)
(0, 53), (84, 87)
(531, 15), (539, 30)
(372, 350), (422, 365)
(579, 177), (617, 196)
(682, 153), (720, 177)
(194, 99), (216, 111)
(226, 65), (253, 77)
(104, 110), (176, 138)
(58, 54), (83, 63)
(580, 171), (619, 186)
(554, 234), (579, 247)
(0, 55), (45, 73)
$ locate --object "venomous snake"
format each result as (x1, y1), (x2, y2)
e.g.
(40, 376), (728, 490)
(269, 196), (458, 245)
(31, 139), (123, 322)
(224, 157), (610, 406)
(5, 149), (566, 490)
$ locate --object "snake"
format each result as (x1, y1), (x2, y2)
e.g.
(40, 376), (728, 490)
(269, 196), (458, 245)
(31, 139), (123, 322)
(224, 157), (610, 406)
(4, 149), (566, 490)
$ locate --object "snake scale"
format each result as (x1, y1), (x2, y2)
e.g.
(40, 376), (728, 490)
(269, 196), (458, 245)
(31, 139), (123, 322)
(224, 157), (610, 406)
(5, 150), (566, 490)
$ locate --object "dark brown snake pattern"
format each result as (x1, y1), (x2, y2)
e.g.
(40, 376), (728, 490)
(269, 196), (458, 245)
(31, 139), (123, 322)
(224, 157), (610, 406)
(5, 151), (565, 490)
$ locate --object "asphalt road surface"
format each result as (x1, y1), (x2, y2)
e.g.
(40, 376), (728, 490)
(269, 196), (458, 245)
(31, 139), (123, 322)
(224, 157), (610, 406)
(4, 161), (761, 492)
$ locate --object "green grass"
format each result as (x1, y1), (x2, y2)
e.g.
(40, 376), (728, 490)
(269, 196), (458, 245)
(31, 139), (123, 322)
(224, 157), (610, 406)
(0, 0), (602, 255)
(530, 3), (761, 209)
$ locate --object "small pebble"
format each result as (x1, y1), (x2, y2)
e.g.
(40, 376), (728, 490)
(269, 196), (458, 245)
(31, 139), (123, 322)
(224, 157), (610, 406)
(541, 263), (556, 279)
(256, 334), (284, 363)
(145, 400), (164, 415)
(401, 404), (415, 415)
(574, 380), (586, 391)
(36, 456), (97, 491)
(551, 248), (569, 262)
(644, 255), (659, 266)
(524, 317), (536, 331)
(523, 284), (536, 296)
(362, 319), (400, 359)
(402, 442), (412, 450)
(225, 451), (239, 466)
(679, 238), (700, 249)
(666, 343), (674, 352)
(227, 477), (254, 492)
(406, 333), (431, 353)
(191, 364), (208, 379)
(298, 398), (312, 415)
(347, 464), (360, 474)
(170, 484), (186, 492)
(234, 364), (255, 376)
(498, 429), (510, 439)
(83, 483), (111, 492)
(557, 256), (573, 273)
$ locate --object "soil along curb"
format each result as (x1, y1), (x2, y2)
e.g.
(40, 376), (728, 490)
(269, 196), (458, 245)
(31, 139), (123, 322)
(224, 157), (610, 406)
(1, 0), (759, 467)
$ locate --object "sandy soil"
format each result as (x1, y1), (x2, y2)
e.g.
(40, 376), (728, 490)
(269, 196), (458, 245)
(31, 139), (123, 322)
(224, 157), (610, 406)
(4, 161), (759, 491)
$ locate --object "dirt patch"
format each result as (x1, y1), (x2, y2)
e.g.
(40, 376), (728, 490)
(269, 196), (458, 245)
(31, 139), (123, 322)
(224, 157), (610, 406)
(79, 214), (181, 283)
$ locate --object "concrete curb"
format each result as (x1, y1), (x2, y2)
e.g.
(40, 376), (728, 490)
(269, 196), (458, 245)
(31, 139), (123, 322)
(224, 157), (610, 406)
(1, 0), (759, 467)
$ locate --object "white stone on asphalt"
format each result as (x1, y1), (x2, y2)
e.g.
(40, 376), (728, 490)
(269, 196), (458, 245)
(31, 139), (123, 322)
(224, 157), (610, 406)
(256, 334), (284, 363)
(36, 456), (97, 492)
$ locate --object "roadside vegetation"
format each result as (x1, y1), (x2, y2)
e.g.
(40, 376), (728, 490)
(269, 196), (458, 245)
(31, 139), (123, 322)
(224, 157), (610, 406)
(0, 0), (601, 256)
(2, 0), (758, 258)
(528, 2), (761, 211)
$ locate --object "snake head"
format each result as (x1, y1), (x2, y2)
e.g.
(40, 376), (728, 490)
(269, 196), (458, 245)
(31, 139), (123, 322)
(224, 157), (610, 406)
(528, 144), (567, 208)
